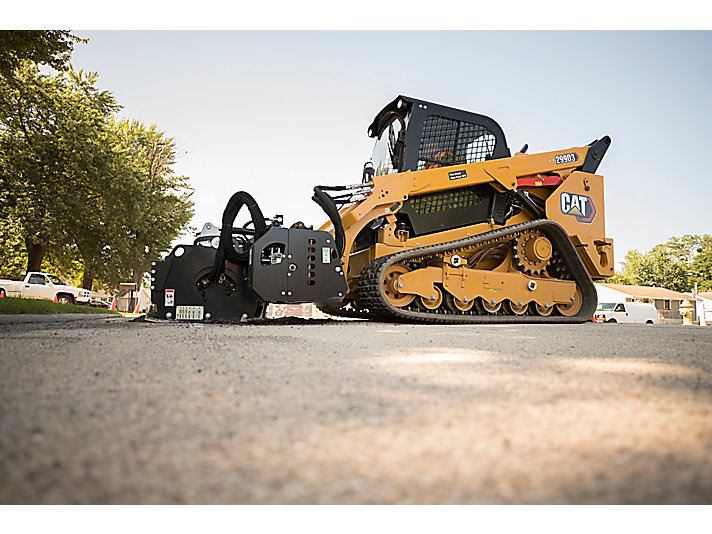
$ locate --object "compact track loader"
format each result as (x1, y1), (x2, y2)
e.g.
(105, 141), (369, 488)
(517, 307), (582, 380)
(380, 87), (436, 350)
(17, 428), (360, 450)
(149, 96), (614, 323)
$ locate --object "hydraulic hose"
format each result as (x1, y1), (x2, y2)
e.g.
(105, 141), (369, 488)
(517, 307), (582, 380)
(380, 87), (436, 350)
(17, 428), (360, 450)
(514, 189), (546, 220)
(209, 191), (268, 282)
(312, 186), (346, 258)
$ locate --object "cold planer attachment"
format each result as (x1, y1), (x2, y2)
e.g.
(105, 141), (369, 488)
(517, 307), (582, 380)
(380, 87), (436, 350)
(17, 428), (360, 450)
(150, 191), (346, 321)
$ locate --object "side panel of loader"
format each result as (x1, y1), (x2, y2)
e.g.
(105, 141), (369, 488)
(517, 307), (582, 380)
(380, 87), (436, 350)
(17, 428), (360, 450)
(546, 171), (614, 279)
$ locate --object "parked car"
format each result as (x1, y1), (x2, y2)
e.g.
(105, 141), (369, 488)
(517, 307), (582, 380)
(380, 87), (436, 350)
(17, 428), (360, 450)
(0, 272), (91, 305)
(594, 302), (659, 324)
(89, 297), (112, 308)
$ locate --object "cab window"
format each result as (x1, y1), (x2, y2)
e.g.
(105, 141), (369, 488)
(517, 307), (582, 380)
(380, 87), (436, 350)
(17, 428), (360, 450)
(614, 303), (626, 312)
(28, 274), (46, 285)
(417, 115), (496, 170)
(372, 117), (407, 176)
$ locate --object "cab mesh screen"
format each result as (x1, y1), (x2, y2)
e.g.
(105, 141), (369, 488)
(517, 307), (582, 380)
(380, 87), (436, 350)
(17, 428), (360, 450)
(418, 115), (496, 170)
(409, 186), (485, 215)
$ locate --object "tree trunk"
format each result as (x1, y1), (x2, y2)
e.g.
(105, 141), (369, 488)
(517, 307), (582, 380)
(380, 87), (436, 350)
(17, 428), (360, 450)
(82, 267), (94, 291)
(132, 263), (144, 289)
(25, 238), (47, 273)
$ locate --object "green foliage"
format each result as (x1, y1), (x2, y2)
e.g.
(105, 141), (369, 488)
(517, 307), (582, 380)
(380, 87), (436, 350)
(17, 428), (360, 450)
(0, 214), (26, 279)
(0, 63), (194, 292)
(612, 235), (712, 292)
(0, 30), (87, 80)
(675, 234), (712, 291)
(105, 119), (194, 289)
(41, 242), (85, 287)
(0, 62), (121, 282)
(0, 296), (118, 315)
(0, 213), (82, 284)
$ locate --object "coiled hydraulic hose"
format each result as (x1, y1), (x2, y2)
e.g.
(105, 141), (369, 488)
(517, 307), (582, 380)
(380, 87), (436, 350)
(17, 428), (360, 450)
(312, 186), (345, 258)
(209, 191), (268, 282)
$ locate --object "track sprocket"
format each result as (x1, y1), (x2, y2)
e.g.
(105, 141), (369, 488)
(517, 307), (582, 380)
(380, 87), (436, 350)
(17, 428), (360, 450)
(513, 229), (553, 275)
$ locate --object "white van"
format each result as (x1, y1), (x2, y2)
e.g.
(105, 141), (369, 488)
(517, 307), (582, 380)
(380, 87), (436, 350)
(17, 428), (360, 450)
(594, 302), (659, 324)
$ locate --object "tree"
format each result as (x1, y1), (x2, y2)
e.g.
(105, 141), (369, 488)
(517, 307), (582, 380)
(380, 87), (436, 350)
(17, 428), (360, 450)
(0, 60), (193, 292)
(109, 119), (194, 289)
(41, 118), (195, 291)
(0, 213), (27, 279)
(607, 250), (641, 286)
(610, 247), (689, 291)
(667, 234), (712, 291)
(636, 245), (689, 292)
(0, 30), (86, 80)
(0, 63), (121, 276)
(610, 235), (712, 292)
(665, 234), (700, 264)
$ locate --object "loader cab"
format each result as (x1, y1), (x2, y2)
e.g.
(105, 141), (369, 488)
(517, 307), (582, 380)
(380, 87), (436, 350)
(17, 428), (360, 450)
(368, 95), (511, 176)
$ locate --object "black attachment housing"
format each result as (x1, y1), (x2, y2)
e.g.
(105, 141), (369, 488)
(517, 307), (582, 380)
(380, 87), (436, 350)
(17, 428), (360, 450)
(249, 227), (347, 304)
(149, 186), (347, 322)
(150, 225), (348, 322)
(151, 244), (264, 321)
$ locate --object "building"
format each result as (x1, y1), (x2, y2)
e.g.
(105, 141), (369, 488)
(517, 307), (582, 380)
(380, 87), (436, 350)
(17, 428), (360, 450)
(596, 283), (695, 324)
(685, 291), (712, 326)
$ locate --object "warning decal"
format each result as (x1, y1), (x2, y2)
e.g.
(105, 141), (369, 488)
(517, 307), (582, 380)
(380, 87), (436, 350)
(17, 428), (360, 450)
(448, 170), (467, 181)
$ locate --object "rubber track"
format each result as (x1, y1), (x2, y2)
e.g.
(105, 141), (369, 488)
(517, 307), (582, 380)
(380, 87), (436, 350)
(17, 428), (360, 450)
(356, 220), (597, 324)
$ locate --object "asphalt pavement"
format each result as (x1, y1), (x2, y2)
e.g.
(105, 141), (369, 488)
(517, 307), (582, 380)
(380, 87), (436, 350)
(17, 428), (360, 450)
(1, 316), (710, 504)
(0, 313), (118, 324)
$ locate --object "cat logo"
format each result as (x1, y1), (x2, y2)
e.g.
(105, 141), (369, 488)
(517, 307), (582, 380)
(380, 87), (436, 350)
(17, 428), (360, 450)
(560, 192), (596, 223)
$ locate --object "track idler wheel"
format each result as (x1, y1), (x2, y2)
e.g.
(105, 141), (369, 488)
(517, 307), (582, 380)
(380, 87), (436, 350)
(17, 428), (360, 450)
(382, 264), (415, 308)
(556, 286), (584, 317)
(445, 293), (474, 312)
(417, 286), (443, 311)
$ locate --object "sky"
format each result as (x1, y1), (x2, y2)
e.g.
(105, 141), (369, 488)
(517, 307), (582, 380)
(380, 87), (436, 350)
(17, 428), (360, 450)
(68, 31), (712, 268)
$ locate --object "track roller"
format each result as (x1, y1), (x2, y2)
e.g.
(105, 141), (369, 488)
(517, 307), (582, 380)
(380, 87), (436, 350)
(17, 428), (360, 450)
(418, 286), (443, 310)
(445, 293), (475, 312)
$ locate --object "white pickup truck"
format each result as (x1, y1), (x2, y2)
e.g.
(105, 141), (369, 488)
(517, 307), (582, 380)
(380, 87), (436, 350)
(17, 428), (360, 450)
(0, 272), (91, 304)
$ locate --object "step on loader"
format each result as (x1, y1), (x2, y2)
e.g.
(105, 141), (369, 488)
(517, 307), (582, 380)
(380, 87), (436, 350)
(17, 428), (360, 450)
(149, 96), (614, 323)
